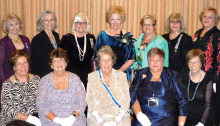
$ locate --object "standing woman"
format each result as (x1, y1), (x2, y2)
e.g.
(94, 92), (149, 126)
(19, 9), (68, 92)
(162, 12), (193, 72)
(59, 13), (95, 88)
(132, 14), (168, 71)
(192, 7), (220, 125)
(181, 49), (214, 126)
(0, 13), (31, 90)
(94, 5), (135, 81)
(31, 10), (59, 78)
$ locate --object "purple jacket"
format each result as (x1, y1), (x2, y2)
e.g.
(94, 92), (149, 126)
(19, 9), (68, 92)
(0, 35), (31, 88)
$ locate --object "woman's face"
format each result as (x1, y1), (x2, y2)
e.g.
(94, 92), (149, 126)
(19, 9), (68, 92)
(109, 13), (122, 30)
(169, 19), (181, 32)
(148, 55), (164, 73)
(13, 56), (29, 76)
(43, 13), (55, 31)
(51, 57), (67, 72)
(74, 18), (87, 34)
(188, 56), (202, 74)
(99, 53), (113, 75)
(142, 18), (156, 35)
(6, 19), (20, 35)
(202, 10), (216, 29)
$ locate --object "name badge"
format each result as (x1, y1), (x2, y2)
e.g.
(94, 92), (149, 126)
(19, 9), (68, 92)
(148, 97), (159, 106)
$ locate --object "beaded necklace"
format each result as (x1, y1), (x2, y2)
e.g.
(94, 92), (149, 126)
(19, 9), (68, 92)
(187, 71), (202, 101)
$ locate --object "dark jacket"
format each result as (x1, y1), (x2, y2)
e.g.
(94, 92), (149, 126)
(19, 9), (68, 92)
(31, 30), (59, 78)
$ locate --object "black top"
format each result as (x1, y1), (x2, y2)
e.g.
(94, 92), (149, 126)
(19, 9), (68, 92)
(180, 72), (213, 125)
(193, 26), (220, 82)
(31, 30), (59, 78)
(162, 32), (193, 72)
(59, 33), (95, 88)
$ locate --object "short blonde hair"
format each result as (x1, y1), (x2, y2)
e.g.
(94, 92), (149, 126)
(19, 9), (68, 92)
(95, 46), (117, 66)
(71, 13), (90, 33)
(199, 6), (220, 26)
(1, 13), (23, 33)
(165, 12), (186, 32)
(140, 14), (157, 26)
(37, 10), (58, 32)
(106, 5), (126, 24)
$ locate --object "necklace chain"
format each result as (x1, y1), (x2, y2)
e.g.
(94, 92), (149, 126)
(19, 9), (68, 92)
(74, 32), (87, 61)
(9, 36), (20, 43)
(187, 71), (202, 101)
(14, 74), (30, 84)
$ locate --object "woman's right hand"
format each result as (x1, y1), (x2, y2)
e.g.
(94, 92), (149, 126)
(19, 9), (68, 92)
(26, 115), (41, 126)
(136, 112), (151, 126)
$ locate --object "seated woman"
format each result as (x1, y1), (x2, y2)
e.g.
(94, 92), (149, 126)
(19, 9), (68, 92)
(130, 48), (187, 126)
(182, 49), (214, 126)
(86, 46), (131, 126)
(37, 48), (86, 126)
(0, 50), (41, 126)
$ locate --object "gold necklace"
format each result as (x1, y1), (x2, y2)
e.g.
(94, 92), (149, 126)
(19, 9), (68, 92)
(9, 36), (20, 43)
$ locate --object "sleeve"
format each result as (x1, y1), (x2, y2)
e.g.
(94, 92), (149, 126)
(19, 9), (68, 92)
(1, 82), (19, 120)
(174, 72), (188, 116)
(36, 77), (50, 116)
(94, 32), (103, 59)
(200, 80), (213, 124)
(180, 34), (193, 72)
(119, 72), (130, 111)
(86, 73), (97, 111)
(156, 39), (169, 67)
(59, 35), (69, 51)
(0, 41), (6, 85)
(129, 70), (143, 106)
(74, 77), (87, 114)
(31, 37), (41, 76)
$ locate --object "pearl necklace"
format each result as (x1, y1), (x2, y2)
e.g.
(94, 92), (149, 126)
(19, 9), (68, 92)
(187, 71), (202, 101)
(74, 32), (87, 61)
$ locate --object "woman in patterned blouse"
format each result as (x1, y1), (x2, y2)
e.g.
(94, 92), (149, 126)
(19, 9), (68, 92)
(37, 48), (86, 126)
(0, 50), (41, 126)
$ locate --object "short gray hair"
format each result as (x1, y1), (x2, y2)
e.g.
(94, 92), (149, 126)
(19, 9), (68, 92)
(71, 13), (90, 33)
(37, 10), (58, 32)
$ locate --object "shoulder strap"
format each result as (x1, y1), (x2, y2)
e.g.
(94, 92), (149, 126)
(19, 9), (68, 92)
(98, 70), (121, 108)
(174, 34), (183, 51)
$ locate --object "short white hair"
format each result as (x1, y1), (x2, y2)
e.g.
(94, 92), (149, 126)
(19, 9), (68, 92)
(71, 13), (90, 33)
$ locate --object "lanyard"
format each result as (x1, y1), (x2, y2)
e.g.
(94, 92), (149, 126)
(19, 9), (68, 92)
(98, 70), (121, 108)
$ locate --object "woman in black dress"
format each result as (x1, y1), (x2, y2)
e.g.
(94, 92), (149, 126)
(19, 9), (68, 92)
(59, 13), (95, 89)
(162, 12), (193, 72)
(31, 10), (59, 78)
(181, 49), (214, 126)
(192, 7), (220, 125)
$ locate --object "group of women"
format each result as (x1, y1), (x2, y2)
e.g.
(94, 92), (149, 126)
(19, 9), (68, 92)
(0, 4), (219, 126)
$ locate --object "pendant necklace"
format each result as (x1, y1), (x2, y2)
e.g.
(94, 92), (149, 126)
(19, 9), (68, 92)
(187, 71), (202, 101)
(74, 32), (87, 61)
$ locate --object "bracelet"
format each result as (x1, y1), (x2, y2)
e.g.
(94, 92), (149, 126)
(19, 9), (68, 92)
(178, 122), (184, 126)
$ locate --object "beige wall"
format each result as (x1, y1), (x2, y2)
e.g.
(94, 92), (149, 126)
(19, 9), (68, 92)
(1, 0), (220, 40)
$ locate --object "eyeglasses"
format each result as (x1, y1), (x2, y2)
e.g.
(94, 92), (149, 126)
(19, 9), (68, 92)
(75, 22), (87, 25)
(142, 24), (155, 27)
(44, 19), (55, 22)
(16, 62), (28, 67)
(52, 58), (65, 64)
(169, 20), (181, 24)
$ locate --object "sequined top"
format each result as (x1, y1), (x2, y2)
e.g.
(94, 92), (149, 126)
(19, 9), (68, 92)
(37, 72), (86, 126)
